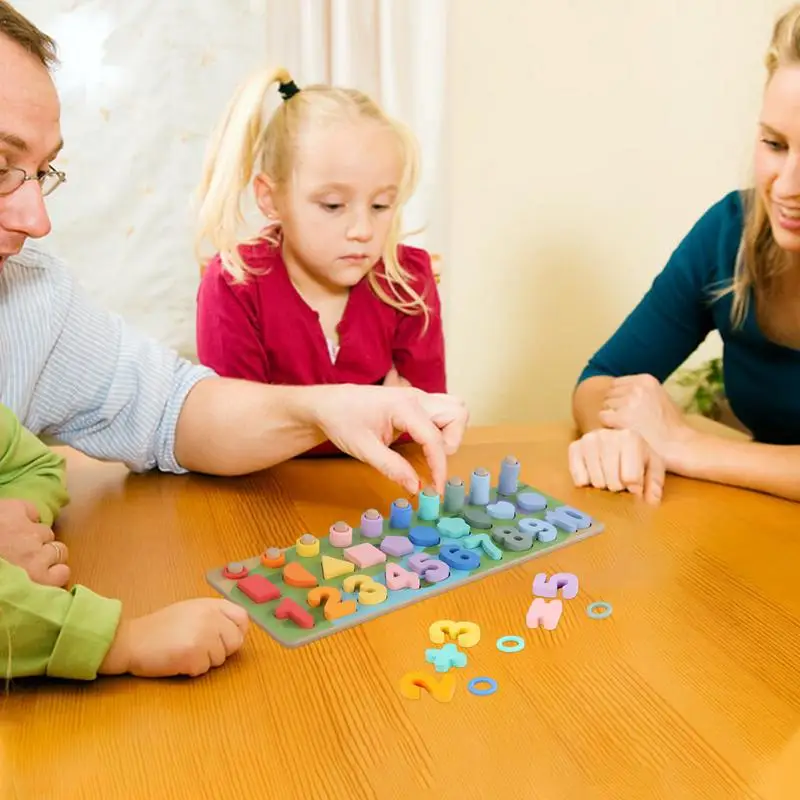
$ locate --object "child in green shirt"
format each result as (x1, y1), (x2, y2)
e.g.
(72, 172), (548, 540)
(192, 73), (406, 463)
(0, 403), (249, 680)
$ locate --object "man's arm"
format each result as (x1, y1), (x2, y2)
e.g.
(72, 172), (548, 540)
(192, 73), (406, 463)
(18, 252), (466, 493)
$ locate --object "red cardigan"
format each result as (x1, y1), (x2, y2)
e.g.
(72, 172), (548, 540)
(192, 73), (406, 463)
(196, 240), (447, 455)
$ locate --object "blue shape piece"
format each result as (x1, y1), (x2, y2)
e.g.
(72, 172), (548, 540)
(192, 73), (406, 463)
(425, 642), (467, 673)
(519, 517), (558, 542)
(587, 601), (613, 620)
(517, 492), (547, 512)
(546, 505), (593, 533)
(486, 500), (516, 520)
(437, 517), (471, 538)
(439, 543), (481, 570)
(408, 525), (440, 547)
(496, 635), (525, 653)
(468, 677), (498, 696)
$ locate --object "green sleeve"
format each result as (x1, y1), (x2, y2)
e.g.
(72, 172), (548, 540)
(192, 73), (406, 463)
(0, 404), (69, 526)
(0, 558), (122, 680)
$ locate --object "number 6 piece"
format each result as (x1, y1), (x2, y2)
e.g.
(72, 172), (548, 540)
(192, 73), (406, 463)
(206, 456), (604, 647)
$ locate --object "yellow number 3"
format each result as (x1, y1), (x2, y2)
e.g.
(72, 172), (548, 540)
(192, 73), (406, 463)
(342, 574), (388, 605)
(428, 619), (481, 648)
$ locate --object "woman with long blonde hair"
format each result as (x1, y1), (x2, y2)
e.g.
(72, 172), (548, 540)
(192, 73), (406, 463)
(569, 4), (800, 504)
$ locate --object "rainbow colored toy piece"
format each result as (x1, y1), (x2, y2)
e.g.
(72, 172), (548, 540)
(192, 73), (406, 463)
(206, 455), (604, 647)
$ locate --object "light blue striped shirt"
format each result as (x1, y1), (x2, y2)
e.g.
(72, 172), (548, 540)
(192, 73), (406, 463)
(0, 243), (216, 473)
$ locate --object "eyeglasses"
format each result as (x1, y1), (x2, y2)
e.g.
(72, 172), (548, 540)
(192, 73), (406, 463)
(0, 165), (66, 198)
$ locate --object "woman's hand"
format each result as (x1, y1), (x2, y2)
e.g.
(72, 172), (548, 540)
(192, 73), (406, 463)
(598, 374), (695, 463)
(568, 428), (666, 504)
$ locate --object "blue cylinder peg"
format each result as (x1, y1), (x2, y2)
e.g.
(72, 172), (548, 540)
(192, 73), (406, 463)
(498, 455), (520, 495)
(418, 487), (440, 521)
(469, 468), (491, 506)
(443, 477), (466, 513)
(389, 498), (412, 529)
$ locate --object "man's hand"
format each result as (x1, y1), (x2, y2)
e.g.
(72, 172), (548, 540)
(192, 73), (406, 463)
(307, 384), (469, 495)
(0, 499), (70, 586)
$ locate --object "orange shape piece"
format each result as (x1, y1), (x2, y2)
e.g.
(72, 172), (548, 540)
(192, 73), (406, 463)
(307, 586), (357, 621)
(283, 561), (318, 588)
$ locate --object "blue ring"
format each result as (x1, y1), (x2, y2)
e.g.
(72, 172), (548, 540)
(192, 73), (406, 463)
(587, 601), (613, 620)
(468, 677), (498, 696)
(496, 635), (525, 653)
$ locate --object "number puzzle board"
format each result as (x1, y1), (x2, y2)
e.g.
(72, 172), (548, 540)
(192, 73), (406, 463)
(206, 463), (604, 648)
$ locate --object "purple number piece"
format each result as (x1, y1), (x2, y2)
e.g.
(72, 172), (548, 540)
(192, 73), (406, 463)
(380, 535), (414, 558)
(408, 552), (450, 583)
(439, 544), (481, 571)
(532, 571), (579, 600)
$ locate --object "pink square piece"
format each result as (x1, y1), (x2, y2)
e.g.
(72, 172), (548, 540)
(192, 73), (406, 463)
(236, 574), (281, 604)
(343, 542), (387, 569)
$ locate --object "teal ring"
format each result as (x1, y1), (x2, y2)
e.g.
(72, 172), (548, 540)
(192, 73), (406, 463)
(587, 601), (613, 619)
(496, 635), (525, 653)
(468, 677), (498, 696)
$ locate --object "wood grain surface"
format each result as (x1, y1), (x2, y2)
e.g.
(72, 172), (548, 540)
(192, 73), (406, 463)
(2, 422), (799, 800)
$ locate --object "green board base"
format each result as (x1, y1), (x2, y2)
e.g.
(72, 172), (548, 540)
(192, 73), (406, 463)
(206, 468), (604, 648)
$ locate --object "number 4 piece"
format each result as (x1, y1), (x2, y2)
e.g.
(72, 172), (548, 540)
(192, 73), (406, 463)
(526, 572), (579, 630)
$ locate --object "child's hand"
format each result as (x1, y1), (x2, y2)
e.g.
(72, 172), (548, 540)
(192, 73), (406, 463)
(383, 366), (411, 388)
(99, 598), (249, 678)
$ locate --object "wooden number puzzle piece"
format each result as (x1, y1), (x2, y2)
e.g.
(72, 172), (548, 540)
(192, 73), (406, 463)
(526, 597), (563, 630)
(429, 619), (481, 648)
(408, 553), (450, 583)
(275, 597), (315, 629)
(533, 572), (579, 600)
(283, 562), (318, 588)
(385, 563), (420, 591)
(399, 670), (456, 702)
(492, 526), (533, 552)
(342, 574), (388, 605)
(307, 586), (357, 621)
(545, 505), (592, 533)
(439, 543), (481, 571)
(462, 533), (502, 560)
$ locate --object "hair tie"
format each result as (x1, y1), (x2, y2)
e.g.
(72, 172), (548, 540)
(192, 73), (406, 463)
(279, 80), (300, 101)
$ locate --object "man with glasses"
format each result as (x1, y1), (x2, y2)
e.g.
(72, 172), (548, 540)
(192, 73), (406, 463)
(0, 1), (468, 586)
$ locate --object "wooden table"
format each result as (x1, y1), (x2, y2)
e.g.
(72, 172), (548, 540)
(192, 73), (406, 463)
(2, 422), (800, 800)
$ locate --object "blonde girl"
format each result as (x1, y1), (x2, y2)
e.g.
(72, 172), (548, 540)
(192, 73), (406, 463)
(194, 68), (446, 453)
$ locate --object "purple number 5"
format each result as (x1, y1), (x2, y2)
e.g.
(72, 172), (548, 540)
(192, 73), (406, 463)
(408, 552), (451, 583)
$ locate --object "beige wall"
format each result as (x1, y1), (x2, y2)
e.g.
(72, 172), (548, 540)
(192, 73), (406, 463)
(443, 0), (790, 425)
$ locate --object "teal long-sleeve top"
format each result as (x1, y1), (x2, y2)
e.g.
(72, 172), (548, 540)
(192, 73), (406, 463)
(578, 190), (800, 445)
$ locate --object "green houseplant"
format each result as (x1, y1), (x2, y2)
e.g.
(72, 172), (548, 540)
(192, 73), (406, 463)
(670, 357), (726, 420)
